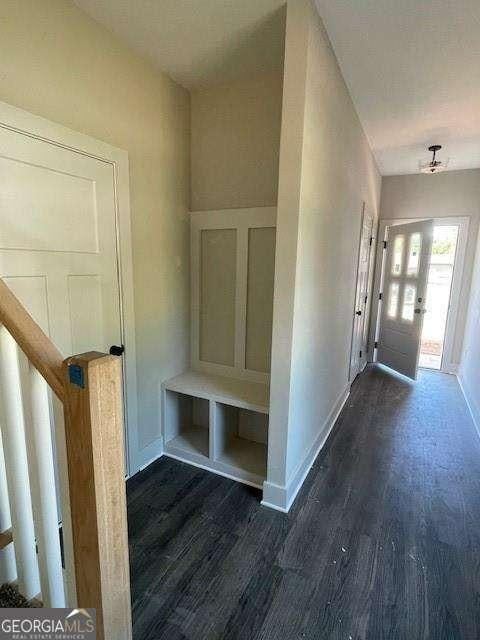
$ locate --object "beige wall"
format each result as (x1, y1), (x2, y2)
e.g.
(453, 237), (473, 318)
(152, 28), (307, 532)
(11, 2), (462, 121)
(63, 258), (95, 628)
(460, 229), (480, 433)
(190, 74), (283, 211)
(380, 169), (480, 363)
(266, 0), (381, 505)
(0, 0), (191, 471)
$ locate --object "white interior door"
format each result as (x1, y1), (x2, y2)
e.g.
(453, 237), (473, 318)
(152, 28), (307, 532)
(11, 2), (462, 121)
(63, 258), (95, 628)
(0, 126), (122, 361)
(377, 219), (434, 379)
(349, 209), (373, 381)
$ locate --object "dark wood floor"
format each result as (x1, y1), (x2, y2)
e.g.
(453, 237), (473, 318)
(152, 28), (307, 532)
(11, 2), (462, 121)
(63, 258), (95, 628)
(127, 365), (480, 640)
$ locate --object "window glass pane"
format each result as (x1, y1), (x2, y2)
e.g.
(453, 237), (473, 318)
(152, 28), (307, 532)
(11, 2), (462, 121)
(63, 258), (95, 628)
(387, 282), (400, 318)
(391, 235), (404, 275)
(402, 284), (416, 321)
(407, 232), (422, 276)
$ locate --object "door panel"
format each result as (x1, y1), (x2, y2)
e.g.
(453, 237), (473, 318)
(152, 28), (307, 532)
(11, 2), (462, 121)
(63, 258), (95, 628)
(1, 124), (124, 482)
(377, 220), (433, 379)
(0, 126), (122, 360)
(0, 155), (97, 253)
(350, 209), (374, 381)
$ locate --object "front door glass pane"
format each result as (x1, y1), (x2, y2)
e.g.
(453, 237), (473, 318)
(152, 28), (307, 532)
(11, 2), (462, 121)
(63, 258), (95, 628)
(407, 232), (422, 276)
(388, 282), (400, 318)
(391, 235), (404, 275)
(402, 284), (416, 322)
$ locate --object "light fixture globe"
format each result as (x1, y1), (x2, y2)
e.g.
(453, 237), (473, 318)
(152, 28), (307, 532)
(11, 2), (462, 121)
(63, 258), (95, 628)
(420, 144), (449, 173)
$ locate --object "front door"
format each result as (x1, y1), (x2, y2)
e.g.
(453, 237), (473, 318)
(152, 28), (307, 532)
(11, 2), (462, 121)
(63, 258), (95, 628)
(377, 219), (433, 379)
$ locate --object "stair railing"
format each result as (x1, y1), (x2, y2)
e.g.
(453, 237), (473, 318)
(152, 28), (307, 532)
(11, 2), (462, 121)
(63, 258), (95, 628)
(0, 278), (132, 640)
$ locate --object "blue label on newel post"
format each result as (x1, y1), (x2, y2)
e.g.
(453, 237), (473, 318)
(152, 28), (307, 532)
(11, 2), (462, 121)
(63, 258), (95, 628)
(69, 364), (85, 389)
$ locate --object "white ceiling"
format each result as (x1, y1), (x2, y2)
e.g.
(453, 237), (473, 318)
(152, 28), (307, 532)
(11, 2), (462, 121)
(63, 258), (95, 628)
(74, 0), (480, 176)
(315, 0), (480, 175)
(73, 0), (286, 89)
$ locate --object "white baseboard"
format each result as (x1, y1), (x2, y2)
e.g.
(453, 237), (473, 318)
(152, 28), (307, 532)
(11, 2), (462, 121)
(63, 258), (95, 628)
(129, 438), (164, 477)
(261, 481), (288, 512)
(260, 497), (289, 514)
(443, 363), (459, 375)
(261, 384), (350, 513)
(458, 373), (480, 441)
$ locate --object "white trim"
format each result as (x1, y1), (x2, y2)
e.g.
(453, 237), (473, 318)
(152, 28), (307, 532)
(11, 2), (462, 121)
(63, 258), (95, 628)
(190, 207), (276, 384)
(193, 360), (269, 384)
(261, 481), (290, 513)
(443, 363), (459, 376)
(235, 226), (249, 370)
(0, 100), (139, 475)
(190, 207), (277, 228)
(370, 216), (470, 376)
(135, 440), (164, 474)
(349, 202), (375, 382)
(262, 385), (350, 512)
(458, 374), (480, 441)
(163, 451), (263, 490)
(441, 218), (469, 370)
(349, 202), (366, 382)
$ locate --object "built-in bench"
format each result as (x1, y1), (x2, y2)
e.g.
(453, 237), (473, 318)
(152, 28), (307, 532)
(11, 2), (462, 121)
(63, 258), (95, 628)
(162, 370), (269, 487)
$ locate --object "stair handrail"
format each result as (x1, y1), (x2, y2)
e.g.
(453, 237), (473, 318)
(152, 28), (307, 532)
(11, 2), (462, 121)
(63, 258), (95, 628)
(0, 277), (132, 639)
(0, 279), (64, 400)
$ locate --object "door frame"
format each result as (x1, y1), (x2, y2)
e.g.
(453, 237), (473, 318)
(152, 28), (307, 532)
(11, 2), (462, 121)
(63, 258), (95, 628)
(349, 202), (374, 382)
(0, 100), (138, 476)
(369, 216), (470, 375)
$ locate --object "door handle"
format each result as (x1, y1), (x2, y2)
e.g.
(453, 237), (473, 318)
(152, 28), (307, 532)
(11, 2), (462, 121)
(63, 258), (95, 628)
(109, 344), (125, 356)
(355, 310), (362, 316)
(414, 308), (427, 315)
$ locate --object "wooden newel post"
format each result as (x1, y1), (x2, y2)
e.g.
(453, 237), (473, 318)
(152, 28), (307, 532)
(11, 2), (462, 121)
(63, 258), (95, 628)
(62, 352), (132, 640)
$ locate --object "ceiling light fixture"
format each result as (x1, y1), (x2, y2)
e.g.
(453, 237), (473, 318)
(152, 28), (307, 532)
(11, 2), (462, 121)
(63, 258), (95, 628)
(420, 145), (449, 174)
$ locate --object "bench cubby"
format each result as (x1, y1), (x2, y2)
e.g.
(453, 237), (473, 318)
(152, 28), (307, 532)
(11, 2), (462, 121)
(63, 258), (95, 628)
(163, 371), (269, 487)
(164, 390), (210, 459)
(213, 403), (267, 479)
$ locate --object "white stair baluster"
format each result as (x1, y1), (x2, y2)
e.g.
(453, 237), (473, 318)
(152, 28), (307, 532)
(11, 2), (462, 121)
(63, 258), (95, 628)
(0, 429), (17, 584)
(0, 325), (40, 599)
(24, 363), (65, 607)
(50, 398), (78, 607)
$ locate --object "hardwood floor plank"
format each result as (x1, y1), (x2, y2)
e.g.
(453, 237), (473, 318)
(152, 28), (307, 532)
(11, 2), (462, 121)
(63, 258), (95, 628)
(128, 366), (480, 639)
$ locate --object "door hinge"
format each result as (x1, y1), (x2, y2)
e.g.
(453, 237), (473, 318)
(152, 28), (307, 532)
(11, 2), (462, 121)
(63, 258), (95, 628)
(364, 294), (368, 303)
(369, 236), (373, 246)
(359, 350), (363, 358)
(374, 341), (378, 349)
(379, 292), (383, 300)
(383, 240), (387, 249)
